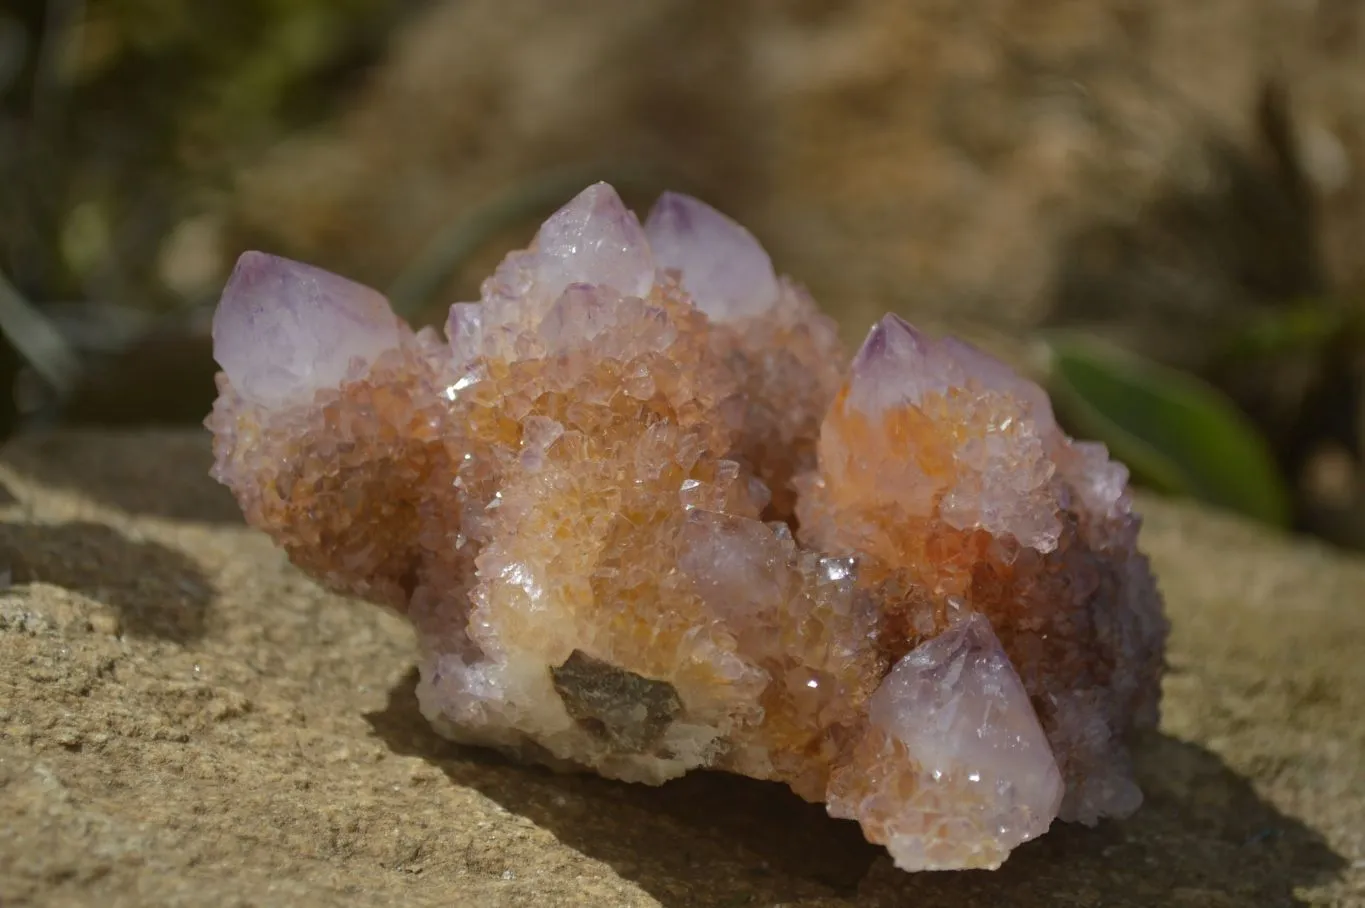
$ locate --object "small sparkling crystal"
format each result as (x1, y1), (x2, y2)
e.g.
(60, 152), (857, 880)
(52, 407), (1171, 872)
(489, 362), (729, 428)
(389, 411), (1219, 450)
(206, 182), (1167, 872)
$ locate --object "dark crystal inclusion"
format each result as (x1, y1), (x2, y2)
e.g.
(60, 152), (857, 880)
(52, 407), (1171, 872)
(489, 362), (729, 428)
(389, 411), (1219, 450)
(551, 649), (684, 753)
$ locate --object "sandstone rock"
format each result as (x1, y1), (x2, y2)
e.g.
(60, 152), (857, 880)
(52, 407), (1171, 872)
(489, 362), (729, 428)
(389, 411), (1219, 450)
(0, 429), (1360, 905)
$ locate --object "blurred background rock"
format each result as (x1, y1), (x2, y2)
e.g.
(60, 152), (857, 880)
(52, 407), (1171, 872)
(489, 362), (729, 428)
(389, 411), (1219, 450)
(1, 0), (1362, 547)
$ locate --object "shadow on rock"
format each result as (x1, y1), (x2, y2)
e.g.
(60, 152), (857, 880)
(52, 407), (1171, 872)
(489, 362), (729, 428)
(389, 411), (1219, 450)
(0, 521), (216, 642)
(1, 430), (243, 524)
(855, 729), (1347, 907)
(366, 668), (1345, 908)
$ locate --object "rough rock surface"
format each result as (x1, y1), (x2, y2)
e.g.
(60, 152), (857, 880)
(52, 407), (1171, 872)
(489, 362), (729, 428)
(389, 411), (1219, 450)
(1, 429), (1361, 906)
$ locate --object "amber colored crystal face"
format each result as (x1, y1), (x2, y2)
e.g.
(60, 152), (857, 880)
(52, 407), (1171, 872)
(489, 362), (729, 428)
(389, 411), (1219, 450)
(205, 183), (1167, 873)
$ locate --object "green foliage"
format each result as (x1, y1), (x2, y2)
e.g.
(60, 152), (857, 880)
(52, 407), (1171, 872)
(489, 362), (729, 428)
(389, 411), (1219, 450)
(2, 0), (404, 308)
(0, 270), (81, 402)
(1039, 330), (1293, 527)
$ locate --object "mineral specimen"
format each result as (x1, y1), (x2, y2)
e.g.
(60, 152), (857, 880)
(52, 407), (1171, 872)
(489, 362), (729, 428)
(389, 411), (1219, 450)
(206, 183), (1167, 872)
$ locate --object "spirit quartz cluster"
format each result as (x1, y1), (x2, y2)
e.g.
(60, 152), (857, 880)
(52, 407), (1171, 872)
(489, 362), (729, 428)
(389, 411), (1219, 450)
(207, 183), (1167, 872)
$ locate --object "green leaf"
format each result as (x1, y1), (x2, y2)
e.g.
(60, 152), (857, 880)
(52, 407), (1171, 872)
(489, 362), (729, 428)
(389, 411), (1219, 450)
(1037, 331), (1292, 528)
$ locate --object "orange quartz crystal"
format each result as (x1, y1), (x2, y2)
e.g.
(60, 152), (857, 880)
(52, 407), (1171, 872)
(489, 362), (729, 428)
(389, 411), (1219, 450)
(207, 183), (1166, 872)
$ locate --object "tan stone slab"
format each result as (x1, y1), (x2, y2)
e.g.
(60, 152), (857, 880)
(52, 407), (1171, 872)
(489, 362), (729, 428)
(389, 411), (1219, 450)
(0, 430), (1360, 906)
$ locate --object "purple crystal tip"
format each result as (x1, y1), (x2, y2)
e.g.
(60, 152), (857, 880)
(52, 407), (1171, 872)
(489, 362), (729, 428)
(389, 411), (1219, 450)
(212, 251), (402, 407)
(644, 191), (779, 320)
(532, 182), (655, 299)
(860, 612), (1064, 870)
(852, 314), (927, 372)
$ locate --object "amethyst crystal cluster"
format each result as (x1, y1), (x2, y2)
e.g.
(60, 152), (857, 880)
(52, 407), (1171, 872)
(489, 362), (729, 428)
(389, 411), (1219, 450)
(207, 183), (1167, 872)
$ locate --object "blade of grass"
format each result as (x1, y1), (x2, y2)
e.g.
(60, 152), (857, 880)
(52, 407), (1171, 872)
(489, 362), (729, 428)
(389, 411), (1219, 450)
(0, 269), (82, 401)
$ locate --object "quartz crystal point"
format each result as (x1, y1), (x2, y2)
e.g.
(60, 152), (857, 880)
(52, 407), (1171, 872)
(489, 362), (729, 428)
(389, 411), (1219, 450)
(211, 252), (405, 407)
(826, 613), (1064, 871)
(644, 191), (780, 320)
(206, 182), (1168, 872)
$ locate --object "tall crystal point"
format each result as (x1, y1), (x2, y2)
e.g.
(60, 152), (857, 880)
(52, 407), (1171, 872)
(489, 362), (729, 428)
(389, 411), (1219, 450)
(532, 182), (655, 299)
(211, 251), (403, 407)
(827, 614), (1064, 871)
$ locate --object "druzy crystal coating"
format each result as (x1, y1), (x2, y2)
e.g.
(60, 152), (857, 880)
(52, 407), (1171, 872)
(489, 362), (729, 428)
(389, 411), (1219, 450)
(206, 183), (1167, 872)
